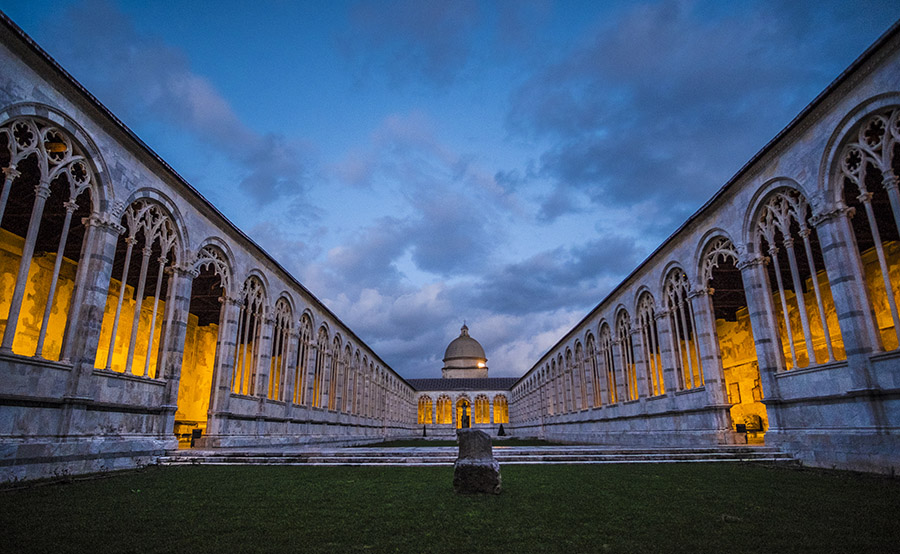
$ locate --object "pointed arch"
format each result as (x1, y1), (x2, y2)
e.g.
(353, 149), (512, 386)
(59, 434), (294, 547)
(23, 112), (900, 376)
(231, 275), (266, 396)
(636, 291), (664, 396)
(0, 114), (101, 360)
(94, 198), (180, 378)
(663, 266), (703, 390)
(267, 296), (293, 401)
(752, 187), (846, 367)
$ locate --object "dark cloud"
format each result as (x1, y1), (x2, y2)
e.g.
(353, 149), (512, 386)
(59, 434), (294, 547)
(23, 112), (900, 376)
(42, 0), (314, 206)
(506, 0), (900, 225)
(329, 111), (508, 280)
(326, 217), (410, 294)
(458, 234), (641, 315)
(341, 0), (481, 87)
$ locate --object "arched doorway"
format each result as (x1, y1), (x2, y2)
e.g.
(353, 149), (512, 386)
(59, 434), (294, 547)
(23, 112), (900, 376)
(702, 237), (767, 443)
(456, 397), (471, 429)
(174, 245), (228, 447)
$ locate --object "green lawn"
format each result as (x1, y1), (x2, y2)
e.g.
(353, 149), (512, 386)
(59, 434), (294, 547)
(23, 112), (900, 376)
(1, 464), (898, 553)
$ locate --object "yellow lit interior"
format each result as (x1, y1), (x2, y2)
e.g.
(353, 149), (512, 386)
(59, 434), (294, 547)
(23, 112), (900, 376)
(716, 306), (768, 441)
(0, 228), (76, 360)
(455, 398), (470, 428)
(473, 395), (490, 424)
(769, 269), (848, 368)
(436, 396), (452, 424)
(173, 314), (218, 443)
(493, 395), (509, 424)
(862, 241), (900, 352)
(417, 396), (433, 424)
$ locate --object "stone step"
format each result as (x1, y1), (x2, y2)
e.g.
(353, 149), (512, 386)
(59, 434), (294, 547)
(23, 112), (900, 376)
(158, 445), (795, 467)
(160, 446), (787, 454)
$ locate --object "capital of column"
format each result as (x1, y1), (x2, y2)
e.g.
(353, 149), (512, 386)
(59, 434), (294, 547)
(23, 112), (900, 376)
(34, 180), (51, 199)
(141, 246), (153, 257)
(168, 263), (200, 278)
(687, 287), (710, 299)
(809, 203), (854, 227)
(783, 237), (795, 249)
(857, 191), (874, 204)
(736, 254), (767, 271)
(882, 171), (899, 191)
(2, 165), (20, 180)
(81, 213), (126, 234)
(222, 294), (242, 307)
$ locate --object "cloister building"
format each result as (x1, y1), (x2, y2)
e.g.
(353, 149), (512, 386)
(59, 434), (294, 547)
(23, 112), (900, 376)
(0, 13), (899, 481)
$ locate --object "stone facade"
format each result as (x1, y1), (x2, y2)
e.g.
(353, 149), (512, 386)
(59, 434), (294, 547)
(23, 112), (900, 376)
(507, 21), (900, 474)
(0, 15), (415, 483)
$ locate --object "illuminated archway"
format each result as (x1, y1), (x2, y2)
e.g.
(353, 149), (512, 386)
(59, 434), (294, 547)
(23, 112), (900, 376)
(700, 236), (768, 442)
(174, 243), (230, 445)
(418, 395), (433, 424)
(473, 394), (490, 424)
(456, 397), (471, 429)
(0, 116), (97, 361)
(436, 395), (452, 424)
(834, 108), (900, 351)
(493, 395), (508, 424)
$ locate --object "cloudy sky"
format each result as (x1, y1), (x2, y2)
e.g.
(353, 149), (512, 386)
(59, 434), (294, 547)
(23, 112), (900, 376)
(5, 1), (900, 378)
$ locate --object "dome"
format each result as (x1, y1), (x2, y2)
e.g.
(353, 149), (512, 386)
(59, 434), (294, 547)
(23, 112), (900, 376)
(443, 324), (486, 362)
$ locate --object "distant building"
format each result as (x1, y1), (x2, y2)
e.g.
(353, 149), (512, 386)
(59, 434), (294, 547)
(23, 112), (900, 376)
(408, 325), (513, 436)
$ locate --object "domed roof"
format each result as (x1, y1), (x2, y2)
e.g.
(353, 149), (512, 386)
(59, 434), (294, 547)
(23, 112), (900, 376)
(443, 324), (486, 361)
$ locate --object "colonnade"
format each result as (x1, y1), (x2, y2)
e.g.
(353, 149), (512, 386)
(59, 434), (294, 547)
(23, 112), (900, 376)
(508, 88), (900, 471)
(417, 393), (509, 427)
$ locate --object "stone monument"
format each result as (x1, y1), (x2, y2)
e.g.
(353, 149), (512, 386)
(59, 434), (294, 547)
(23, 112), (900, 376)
(453, 428), (501, 494)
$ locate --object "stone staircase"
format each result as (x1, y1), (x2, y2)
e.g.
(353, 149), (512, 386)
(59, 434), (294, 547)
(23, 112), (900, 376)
(158, 445), (794, 467)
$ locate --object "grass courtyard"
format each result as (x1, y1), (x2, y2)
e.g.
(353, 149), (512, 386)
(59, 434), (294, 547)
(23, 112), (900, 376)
(1, 463), (898, 553)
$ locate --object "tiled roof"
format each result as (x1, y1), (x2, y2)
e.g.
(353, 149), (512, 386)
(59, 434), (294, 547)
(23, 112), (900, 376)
(406, 378), (518, 391)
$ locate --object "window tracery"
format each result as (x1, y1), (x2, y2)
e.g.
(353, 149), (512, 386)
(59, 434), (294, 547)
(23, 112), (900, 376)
(599, 324), (618, 404)
(0, 117), (95, 360)
(232, 276), (265, 395)
(839, 108), (900, 350)
(637, 293), (664, 396)
(267, 298), (293, 401)
(756, 190), (844, 367)
(664, 268), (703, 389)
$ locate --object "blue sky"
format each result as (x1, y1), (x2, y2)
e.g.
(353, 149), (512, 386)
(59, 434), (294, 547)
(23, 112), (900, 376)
(4, 0), (900, 378)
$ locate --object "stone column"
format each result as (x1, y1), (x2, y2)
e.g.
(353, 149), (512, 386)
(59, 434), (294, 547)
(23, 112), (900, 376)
(655, 310), (680, 412)
(283, 330), (300, 419)
(57, 214), (122, 436)
(689, 287), (733, 440)
(322, 349), (333, 410)
(611, 338), (627, 404)
(1, 180), (51, 353)
(305, 344), (318, 407)
(205, 295), (242, 438)
(253, 315), (274, 399)
(60, 214), (122, 372)
(630, 327), (651, 400)
(738, 255), (783, 408)
(812, 204), (880, 390)
(689, 288), (728, 405)
(595, 350), (610, 406)
(157, 264), (197, 438)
